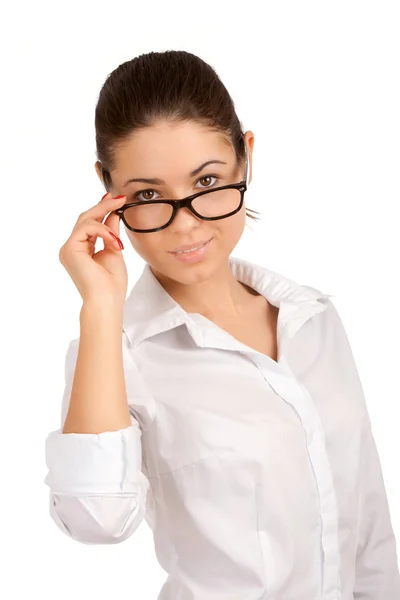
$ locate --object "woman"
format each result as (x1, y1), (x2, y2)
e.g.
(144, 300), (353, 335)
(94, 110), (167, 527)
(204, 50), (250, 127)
(44, 50), (400, 599)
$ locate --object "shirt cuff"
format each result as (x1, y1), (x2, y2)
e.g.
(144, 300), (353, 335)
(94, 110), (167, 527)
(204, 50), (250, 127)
(44, 423), (142, 495)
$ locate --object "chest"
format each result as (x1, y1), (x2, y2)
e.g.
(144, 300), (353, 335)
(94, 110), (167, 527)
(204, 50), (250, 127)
(135, 307), (365, 524)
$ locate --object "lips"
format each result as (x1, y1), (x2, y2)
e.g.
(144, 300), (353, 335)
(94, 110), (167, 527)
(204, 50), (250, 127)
(170, 239), (211, 253)
(169, 237), (213, 263)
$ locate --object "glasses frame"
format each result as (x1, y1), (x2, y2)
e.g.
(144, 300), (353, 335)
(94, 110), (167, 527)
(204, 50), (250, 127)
(107, 139), (250, 234)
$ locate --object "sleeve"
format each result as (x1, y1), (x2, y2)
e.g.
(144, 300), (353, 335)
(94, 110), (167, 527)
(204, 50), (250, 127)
(44, 332), (156, 545)
(353, 412), (400, 599)
(327, 300), (400, 598)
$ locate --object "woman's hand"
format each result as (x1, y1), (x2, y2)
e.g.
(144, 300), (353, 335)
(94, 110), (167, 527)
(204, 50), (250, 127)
(58, 192), (129, 307)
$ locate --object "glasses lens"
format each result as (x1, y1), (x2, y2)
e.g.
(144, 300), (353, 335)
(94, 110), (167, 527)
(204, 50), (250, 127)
(192, 188), (241, 218)
(123, 202), (174, 232)
(123, 188), (241, 232)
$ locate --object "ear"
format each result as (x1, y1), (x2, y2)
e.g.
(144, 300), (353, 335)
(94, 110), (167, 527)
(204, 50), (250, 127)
(244, 131), (255, 184)
(94, 161), (108, 190)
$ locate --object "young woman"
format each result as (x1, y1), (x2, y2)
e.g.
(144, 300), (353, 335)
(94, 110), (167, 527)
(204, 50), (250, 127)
(44, 50), (400, 599)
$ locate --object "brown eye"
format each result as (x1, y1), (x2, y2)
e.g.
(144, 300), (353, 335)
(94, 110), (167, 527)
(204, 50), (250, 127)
(197, 175), (217, 188)
(135, 189), (159, 202)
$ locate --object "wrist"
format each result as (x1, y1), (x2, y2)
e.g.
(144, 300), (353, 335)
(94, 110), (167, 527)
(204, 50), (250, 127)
(80, 298), (125, 321)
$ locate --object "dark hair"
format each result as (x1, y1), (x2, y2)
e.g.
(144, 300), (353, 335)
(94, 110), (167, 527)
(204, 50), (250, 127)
(95, 50), (260, 224)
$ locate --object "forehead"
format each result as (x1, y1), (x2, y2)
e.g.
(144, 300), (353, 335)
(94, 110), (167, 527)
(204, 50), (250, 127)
(112, 121), (234, 181)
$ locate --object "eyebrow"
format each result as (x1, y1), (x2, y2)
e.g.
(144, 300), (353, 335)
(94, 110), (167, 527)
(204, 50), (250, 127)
(122, 160), (228, 188)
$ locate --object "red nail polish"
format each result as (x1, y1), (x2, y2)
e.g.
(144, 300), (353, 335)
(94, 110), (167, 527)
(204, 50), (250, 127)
(114, 195), (125, 200)
(100, 192), (108, 201)
(109, 231), (124, 249)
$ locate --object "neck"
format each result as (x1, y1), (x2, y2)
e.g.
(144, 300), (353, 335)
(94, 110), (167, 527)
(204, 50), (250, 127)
(151, 261), (261, 319)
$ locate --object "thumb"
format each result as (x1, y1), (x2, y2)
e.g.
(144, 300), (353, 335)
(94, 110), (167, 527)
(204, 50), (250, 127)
(104, 210), (121, 240)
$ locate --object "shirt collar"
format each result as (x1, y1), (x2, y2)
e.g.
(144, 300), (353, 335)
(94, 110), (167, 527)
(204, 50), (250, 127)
(122, 255), (334, 349)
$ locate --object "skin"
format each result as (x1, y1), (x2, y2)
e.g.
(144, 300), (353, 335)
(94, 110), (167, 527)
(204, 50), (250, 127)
(94, 120), (267, 321)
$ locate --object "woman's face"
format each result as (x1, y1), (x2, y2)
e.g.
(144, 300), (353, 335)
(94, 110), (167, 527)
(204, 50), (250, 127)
(99, 120), (254, 286)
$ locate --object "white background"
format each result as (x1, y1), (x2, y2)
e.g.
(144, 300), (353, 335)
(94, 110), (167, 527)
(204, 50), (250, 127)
(1, 1), (399, 598)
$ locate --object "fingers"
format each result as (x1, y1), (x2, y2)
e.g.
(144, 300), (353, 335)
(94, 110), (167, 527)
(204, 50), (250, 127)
(86, 220), (124, 250)
(103, 204), (121, 238)
(61, 219), (124, 259)
(75, 192), (127, 228)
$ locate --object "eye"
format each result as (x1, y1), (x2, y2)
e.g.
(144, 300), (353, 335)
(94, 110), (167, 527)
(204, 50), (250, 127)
(132, 175), (219, 203)
(133, 189), (160, 202)
(196, 175), (218, 188)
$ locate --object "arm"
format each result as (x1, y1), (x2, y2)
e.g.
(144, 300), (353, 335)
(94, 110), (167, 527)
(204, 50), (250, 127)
(327, 300), (400, 598)
(353, 413), (400, 599)
(44, 302), (156, 544)
(62, 301), (132, 434)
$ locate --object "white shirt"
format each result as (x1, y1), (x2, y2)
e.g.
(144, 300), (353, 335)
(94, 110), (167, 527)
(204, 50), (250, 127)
(44, 255), (400, 600)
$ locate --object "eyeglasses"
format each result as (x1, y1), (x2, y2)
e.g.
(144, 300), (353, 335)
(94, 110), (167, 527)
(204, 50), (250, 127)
(114, 181), (247, 233)
(108, 142), (250, 233)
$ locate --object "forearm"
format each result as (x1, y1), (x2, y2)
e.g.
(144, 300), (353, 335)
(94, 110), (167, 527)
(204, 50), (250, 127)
(63, 301), (131, 434)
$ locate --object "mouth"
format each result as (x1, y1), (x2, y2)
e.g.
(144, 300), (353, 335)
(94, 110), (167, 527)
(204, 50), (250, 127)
(169, 238), (212, 254)
(168, 237), (213, 263)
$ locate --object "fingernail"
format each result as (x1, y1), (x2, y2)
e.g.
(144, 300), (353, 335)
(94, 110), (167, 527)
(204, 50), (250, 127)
(113, 195), (125, 200)
(109, 231), (124, 250)
(100, 192), (109, 201)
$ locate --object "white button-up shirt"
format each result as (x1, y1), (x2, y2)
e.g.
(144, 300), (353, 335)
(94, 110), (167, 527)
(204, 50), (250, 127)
(44, 255), (400, 599)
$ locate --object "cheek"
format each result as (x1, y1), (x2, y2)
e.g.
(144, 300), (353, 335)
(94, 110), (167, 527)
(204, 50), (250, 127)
(223, 208), (246, 244)
(125, 228), (165, 260)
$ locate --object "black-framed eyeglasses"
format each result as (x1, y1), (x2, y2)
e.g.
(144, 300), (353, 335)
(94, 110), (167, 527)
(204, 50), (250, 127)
(105, 142), (249, 234)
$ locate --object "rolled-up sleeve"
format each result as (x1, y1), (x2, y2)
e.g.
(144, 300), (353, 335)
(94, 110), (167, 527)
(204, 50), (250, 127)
(44, 333), (156, 545)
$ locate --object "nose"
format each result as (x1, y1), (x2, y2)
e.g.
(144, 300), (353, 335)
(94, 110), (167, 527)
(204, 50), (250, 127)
(168, 204), (202, 233)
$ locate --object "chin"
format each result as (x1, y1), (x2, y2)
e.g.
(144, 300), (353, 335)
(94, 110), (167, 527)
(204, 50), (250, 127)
(163, 252), (230, 286)
(171, 264), (215, 285)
